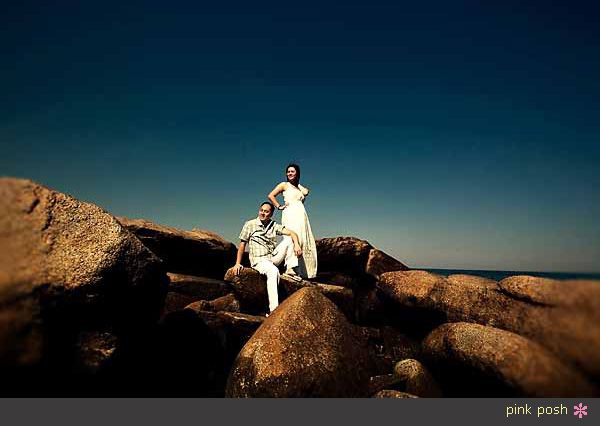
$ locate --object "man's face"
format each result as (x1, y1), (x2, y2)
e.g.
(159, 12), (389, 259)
(258, 204), (273, 221)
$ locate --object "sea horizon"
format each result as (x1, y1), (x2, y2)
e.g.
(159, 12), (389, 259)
(420, 268), (600, 282)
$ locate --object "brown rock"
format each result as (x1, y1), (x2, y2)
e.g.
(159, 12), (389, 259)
(316, 237), (408, 278)
(225, 266), (355, 317)
(316, 237), (373, 276)
(224, 267), (269, 313)
(378, 270), (600, 379)
(225, 287), (374, 397)
(423, 322), (598, 397)
(118, 216), (236, 278)
(373, 390), (418, 398)
(360, 326), (421, 374)
(167, 273), (231, 301)
(365, 248), (409, 277)
(185, 293), (240, 313)
(369, 374), (403, 395)
(393, 359), (443, 397)
(163, 274), (231, 315)
(0, 178), (166, 367)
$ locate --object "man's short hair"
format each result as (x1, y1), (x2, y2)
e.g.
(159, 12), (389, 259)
(260, 201), (275, 213)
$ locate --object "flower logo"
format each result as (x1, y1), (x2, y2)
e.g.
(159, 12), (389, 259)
(574, 403), (588, 419)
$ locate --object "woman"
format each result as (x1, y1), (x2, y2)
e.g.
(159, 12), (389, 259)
(268, 163), (318, 279)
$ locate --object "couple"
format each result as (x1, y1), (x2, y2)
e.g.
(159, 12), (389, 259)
(231, 163), (318, 315)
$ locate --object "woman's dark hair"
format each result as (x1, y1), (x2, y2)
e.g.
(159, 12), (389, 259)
(286, 163), (301, 184)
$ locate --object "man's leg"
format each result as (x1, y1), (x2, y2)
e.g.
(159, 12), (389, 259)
(254, 259), (280, 313)
(273, 237), (298, 270)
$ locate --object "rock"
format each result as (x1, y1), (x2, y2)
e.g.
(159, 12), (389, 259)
(141, 309), (226, 396)
(225, 287), (374, 397)
(393, 359), (443, 397)
(185, 293), (240, 313)
(190, 310), (265, 375)
(378, 270), (600, 379)
(73, 331), (119, 375)
(360, 326), (421, 374)
(373, 390), (418, 398)
(0, 178), (166, 369)
(314, 271), (363, 288)
(224, 267), (269, 313)
(167, 273), (231, 301)
(422, 322), (598, 397)
(163, 273), (232, 315)
(225, 266), (356, 318)
(366, 248), (409, 277)
(369, 374), (403, 395)
(316, 237), (372, 276)
(316, 237), (408, 279)
(118, 216), (236, 278)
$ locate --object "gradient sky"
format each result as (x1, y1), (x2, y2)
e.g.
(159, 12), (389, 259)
(2, 1), (599, 272)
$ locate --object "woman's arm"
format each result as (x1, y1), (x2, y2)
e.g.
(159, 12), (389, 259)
(268, 182), (287, 210)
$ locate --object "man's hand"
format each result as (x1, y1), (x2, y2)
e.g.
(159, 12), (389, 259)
(232, 263), (243, 275)
(294, 244), (303, 257)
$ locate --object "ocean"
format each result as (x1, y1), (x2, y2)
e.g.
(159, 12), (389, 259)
(422, 268), (600, 282)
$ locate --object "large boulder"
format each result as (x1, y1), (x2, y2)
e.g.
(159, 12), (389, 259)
(316, 237), (409, 279)
(225, 287), (374, 397)
(378, 270), (600, 379)
(224, 266), (355, 317)
(118, 217), (236, 279)
(163, 273), (231, 315)
(393, 359), (443, 397)
(0, 178), (167, 369)
(422, 322), (598, 397)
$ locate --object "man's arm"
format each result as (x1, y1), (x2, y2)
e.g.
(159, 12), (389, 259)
(281, 228), (303, 257)
(233, 241), (246, 275)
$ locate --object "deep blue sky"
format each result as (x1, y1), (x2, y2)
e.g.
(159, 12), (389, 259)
(2, 1), (599, 272)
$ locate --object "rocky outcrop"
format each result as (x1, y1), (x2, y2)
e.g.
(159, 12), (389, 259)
(378, 270), (600, 379)
(224, 266), (355, 319)
(372, 390), (418, 398)
(393, 359), (443, 397)
(118, 217), (236, 279)
(0, 178), (167, 370)
(163, 273), (231, 315)
(316, 237), (409, 279)
(185, 293), (240, 313)
(423, 322), (597, 397)
(225, 288), (374, 397)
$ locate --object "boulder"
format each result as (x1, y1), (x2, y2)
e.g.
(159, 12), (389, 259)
(225, 287), (374, 397)
(422, 322), (598, 397)
(118, 217), (236, 278)
(163, 273), (231, 315)
(224, 267), (269, 313)
(372, 390), (418, 398)
(369, 374), (403, 395)
(225, 266), (355, 317)
(360, 326), (421, 374)
(167, 273), (231, 301)
(188, 310), (266, 376)
(393, 359), (443, 397)
(185, 293), (240, 313)
(0, 178), (166, 369)
(378, 270), (600, 379)
(316, 237), (408, 279)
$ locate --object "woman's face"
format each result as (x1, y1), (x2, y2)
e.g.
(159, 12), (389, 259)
(286, 167), (297, 182)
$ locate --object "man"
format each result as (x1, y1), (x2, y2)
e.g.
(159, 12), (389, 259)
(232, 202), (303, 315)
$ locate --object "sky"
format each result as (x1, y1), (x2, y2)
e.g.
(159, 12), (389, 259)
(2, 1), (599, 272)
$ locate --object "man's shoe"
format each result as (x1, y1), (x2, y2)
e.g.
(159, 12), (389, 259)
(282, 272), (303, 282)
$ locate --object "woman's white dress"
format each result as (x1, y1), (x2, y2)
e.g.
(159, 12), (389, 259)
(282, 182), (318, 279)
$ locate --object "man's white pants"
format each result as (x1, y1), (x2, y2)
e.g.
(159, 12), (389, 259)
(253, 237), (299, 313)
